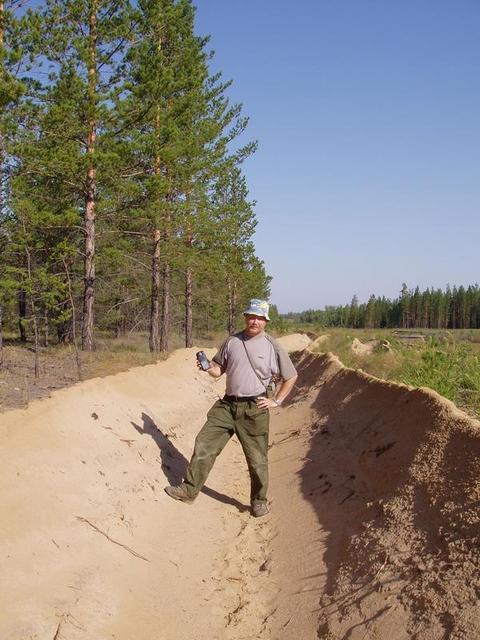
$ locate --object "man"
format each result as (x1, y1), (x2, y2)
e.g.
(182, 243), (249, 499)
(164, 299), (298, 517)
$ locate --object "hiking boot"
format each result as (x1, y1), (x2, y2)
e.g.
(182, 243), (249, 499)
(164, 485), (195, 503)
(252, 500), (269, 518)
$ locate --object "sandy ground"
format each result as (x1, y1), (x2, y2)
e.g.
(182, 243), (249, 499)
(1, 335), (479, 639)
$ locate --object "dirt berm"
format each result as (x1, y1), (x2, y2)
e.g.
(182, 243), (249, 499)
(1, 337), (479, 639)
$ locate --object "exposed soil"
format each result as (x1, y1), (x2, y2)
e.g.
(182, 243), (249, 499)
(1, 336), (479, 639)
(0, 344), (80, 412)
(351, 337), (390, 356)
(270, 351), (480, 639)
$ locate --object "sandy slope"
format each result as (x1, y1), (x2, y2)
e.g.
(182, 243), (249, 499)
(267, 352), (480, 639)
(1, 335), (479, 639)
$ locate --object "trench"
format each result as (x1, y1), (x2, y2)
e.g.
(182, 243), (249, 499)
(0, 339), (479, 639)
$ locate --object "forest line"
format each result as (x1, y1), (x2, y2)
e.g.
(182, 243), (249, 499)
(283, 284), (480, 330)
(0, 0), (270, 365)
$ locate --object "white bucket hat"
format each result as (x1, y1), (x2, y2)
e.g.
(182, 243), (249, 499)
(243, 298), (270, 321)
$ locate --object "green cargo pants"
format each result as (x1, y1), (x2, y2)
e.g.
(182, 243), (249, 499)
(182, 397), (270, 503)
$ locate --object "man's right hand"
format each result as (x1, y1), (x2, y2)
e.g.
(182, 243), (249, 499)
(205, 361), (222, 378)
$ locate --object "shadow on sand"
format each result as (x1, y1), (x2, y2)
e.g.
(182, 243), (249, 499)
(288, 351), (480, 638)
(131, 412), (250, 514)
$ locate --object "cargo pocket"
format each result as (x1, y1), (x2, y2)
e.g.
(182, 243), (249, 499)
(244, 402), (269, 436)
(205, 399), (234, 428)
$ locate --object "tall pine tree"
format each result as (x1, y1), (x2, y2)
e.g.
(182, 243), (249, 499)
(37, 0), (132, 350)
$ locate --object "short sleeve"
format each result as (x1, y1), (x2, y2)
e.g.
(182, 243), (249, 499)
(212, 337), (231, 373)
(266, 335), (297, 380)
(276, 344), (297, 380)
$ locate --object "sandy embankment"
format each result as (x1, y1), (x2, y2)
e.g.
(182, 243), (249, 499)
(1, 335), (479, 639)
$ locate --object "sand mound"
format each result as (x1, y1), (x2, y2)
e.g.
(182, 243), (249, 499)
(1, 342), (479, 639)
(351, 337), (391, 355)
(277, 332), (312, 352)
(268, 351), (480, 639)
(311, 334), (331, 349)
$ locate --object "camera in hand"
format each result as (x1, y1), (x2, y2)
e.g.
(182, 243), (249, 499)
(196, 351), (210, 371)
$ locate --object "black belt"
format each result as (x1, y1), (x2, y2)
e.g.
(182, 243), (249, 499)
(224, 394), (266, 403)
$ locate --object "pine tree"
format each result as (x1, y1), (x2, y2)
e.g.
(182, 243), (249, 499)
(208, 163), (268, 334)
(0, 1), (268, 351)
(399, 283), (411, 329)
(117, 0), (204, 351)
(0, 0), (37, 356)
(36, 0), (132, 350)
(348, 294), (359, 328)
(119, 0), (257, 351)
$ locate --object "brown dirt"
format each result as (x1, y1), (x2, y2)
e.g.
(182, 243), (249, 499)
(0, 344), (80, 411)
(1, 336), (479, 639)
(0, 337), (165, 413)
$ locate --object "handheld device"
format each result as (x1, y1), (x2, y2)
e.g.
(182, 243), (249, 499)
(196, 351), (210, 371)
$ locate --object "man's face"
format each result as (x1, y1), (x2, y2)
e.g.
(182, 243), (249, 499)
(244, 314), (267, 337)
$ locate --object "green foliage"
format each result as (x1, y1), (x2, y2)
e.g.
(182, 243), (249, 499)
(305, 327), (480, 418)
(268, 304), (291, 334)
(399, 339), (480, 408)
(284, 283), (480, 330)
(0, 0), (270, 349)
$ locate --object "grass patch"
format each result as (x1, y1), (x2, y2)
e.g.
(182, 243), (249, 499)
(80, 330), (224, 379)
(397, 339), (480, 414)
(307, 328), (480, 419)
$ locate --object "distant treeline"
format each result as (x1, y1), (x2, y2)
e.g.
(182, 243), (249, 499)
(282, 284), (480, 329)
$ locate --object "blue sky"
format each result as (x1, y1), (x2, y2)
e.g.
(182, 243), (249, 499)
(194, 1), (480, 312)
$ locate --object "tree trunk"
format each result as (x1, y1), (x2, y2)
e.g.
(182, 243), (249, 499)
(227, 278), (237, 335)
(184, 228), (193, 348)
(206, 308), (211, 335)
(159, 191), (171, 353)
(82, 184), (96, 350)
(115, 311), (124, 338)
(43, 307), (48, 347)
(32, 304), (40, 379)
(150, 91), (163, 352)
(149, 227), (161, 352)
(0, 1), (4, 228)
(0, 303), (3, 367)
(0, 12), (5, 366)
(23, 241), (39, 379)
(115, 293), (127, 338)
(57, 305), (73, 344)
(185, 266), (193, 347)
(160, 261), (170, 352)
(0, 130), (4, 230)
(18, 288), (27, 342)
(62, 258), (82, 380)
(82, 0), (98, 351)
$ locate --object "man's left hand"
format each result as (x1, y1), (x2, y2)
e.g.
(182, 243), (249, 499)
(256, 397), (280, 410)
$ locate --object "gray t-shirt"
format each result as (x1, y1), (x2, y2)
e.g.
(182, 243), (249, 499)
(213, 331), (297, 397)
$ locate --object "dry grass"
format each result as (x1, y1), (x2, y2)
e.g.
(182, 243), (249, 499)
(5, 327), (479, 420)
(309, 328), (480, 418)
(0, 330), (224, 413)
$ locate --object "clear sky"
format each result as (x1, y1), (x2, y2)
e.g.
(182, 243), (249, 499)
(194, 1), (480, 313)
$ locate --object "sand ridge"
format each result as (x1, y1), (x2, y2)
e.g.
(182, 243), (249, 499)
(267, 351), (480, 639)
(1, 335), (479, 638)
